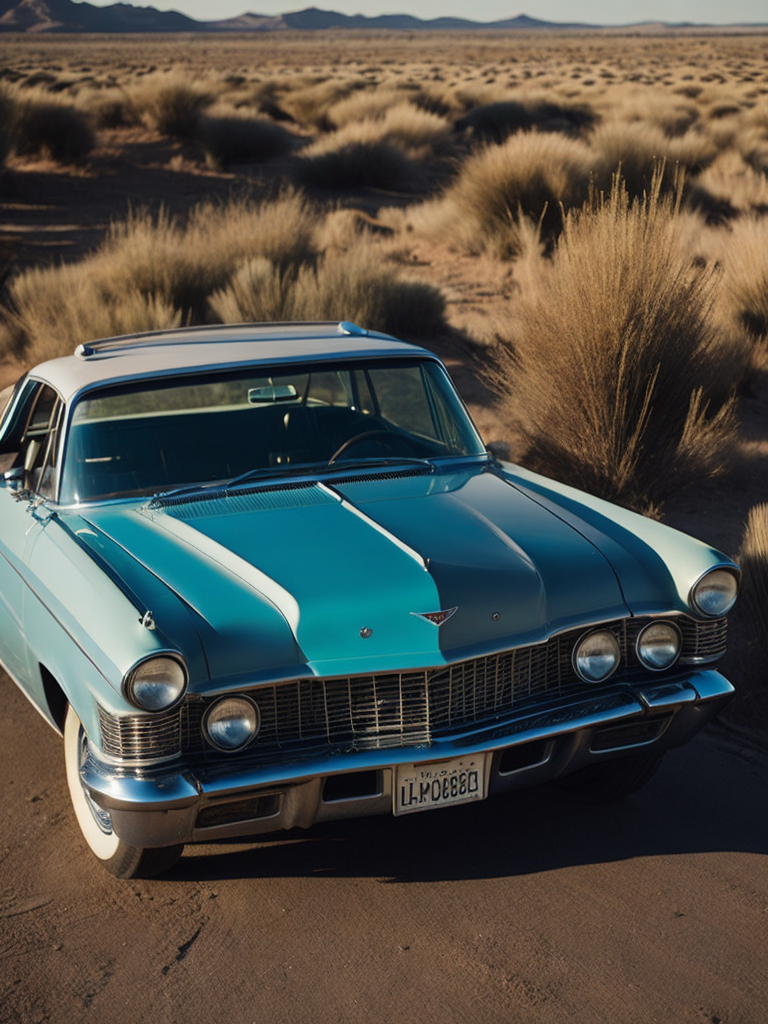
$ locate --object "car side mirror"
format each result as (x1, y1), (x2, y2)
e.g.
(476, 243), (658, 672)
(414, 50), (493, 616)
(487, 441), (511, 461)
(3, 466), (24, 489)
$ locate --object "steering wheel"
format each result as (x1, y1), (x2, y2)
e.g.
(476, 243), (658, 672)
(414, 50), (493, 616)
(327, 430), (419, 465)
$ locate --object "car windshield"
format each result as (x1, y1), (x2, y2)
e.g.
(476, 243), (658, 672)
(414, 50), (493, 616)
(59, 357), (486, 504)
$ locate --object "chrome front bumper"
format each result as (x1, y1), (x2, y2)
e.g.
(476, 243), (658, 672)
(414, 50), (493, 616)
(80, 670), (734, 849)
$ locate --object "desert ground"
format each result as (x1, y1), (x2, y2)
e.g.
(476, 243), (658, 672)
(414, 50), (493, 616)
(0, 30), (767, 1024)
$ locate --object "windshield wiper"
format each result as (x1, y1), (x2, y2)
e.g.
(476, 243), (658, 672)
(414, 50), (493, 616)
(148, 457), (434, 506)
(226, 456), (433, 490)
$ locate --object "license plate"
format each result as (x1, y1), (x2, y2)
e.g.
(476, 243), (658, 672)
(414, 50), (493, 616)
(394, 754), (489, 816)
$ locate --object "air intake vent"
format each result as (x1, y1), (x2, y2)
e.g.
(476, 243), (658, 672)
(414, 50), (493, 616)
(153, 482), (337, 518)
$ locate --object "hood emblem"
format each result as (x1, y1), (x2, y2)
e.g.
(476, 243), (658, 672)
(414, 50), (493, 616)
(410, 607), (458, 627)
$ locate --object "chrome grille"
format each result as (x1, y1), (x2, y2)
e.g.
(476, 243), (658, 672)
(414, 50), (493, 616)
(97, 614), (727, 763)
(97, 704), (181, 762)
(677, 616), (729, 662)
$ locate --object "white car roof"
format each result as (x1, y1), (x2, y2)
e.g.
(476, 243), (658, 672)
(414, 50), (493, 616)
(30, 322), (435, 403)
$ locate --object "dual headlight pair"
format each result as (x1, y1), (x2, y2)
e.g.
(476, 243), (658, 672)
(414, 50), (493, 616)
(123, 656), (259, 751)
(573, 567), (738, 684)
(573, 620), (680, 683)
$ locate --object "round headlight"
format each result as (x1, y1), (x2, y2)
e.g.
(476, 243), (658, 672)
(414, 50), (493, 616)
(573, 629), (621, 683)
(204, 696), (260, 752)
(691, 568), (738, 618)
(125, 655), (187, 711)
(636, 621), (681, 671)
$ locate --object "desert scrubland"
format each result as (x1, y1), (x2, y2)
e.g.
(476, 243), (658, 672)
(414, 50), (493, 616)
(0, 30), (767, 723)
(2, 34), (768, 1024)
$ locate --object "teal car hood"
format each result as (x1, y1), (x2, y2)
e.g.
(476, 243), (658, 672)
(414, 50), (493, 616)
(80, 466), (631, 682)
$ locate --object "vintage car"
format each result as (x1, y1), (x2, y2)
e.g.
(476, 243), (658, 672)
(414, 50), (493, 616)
(0, 321), (739, 878)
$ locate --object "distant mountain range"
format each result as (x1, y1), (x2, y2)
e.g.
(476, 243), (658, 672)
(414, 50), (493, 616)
(0, 1), (764, 34)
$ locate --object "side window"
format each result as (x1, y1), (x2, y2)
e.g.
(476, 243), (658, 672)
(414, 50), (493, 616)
(21, 386), (63, 497)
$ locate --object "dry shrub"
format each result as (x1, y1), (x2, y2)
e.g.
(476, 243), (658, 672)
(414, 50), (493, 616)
(297, 104), (453, 190)
(455, 97), (596, 143)
(433, 132), (592, 254)
(733, 504), (768, 728)
(210, 243), (445, 340)
(9, 89), (95, 163)
(1, 193), (321, 361)
(75, 85), (137, 129)
(278, 77), (366, 128)
(0, 262), (181, 366)
(296, 136), (418, 191)
(590, 121), (687, 199)
(127, 71), (213, 138)
(0, 85), (15, 168)
(489, 175), (741, 514)
(326, 86), (407, 127)
(193, 106), (296, 168)
(717, 217), (768, 341)
(689, 150), (768, 223)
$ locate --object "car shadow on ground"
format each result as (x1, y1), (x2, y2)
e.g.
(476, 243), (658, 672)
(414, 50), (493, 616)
(166, 723), (768, 884)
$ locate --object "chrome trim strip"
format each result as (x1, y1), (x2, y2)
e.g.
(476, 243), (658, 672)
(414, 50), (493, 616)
(319, 482), (429, 571)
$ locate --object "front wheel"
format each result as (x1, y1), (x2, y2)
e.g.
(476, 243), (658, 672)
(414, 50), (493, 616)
(64, 705), (183, 879)
(552, 750), (664, 804)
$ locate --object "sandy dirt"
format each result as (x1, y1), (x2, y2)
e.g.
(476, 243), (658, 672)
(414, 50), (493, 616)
(1, 122), (767, 1024)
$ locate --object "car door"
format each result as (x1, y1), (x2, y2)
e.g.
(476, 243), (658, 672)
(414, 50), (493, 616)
(0, 382), (63, 703)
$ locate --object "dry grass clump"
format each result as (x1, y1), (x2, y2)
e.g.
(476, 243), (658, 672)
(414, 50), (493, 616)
(75, 85), (137, 129)
(689, 150), (768, 223)
(193, 106), (296, 169)
(422, 132), (592, 256)
(0, 86), (14, 168)
(0, 193), (322, 362)
(489, 176), (741, 514)
(0, 262), (181, 366)
(296, 103), (454, 189)
(590, 121), (708, 200)
(734, 504), (768, 727)
(126, 71), (213, 138)
(276, 76), (367, 128)
(325, 86), (409, 127)
(455, 96), (597, 143)
(716, 217), (768, 342)
(296, 135), (418, 191)
(4, 87), (95, 163)
(210, 243), (445, 341)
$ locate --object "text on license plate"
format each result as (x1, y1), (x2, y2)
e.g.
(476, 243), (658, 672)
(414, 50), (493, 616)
(394, 754), (490, 816)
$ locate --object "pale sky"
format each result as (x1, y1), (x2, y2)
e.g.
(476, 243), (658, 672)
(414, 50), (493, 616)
(79, 1), (768, 27)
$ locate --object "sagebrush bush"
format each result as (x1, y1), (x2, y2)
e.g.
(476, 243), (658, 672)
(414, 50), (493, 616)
(210, 243), (446, 340)
(689, 150), (768, 223)
(436, 132), (593, 253)
(75, 85), (137, 129)
(0, 261), (181, 366)
(590, 121), (682, 200)
(277, 76), (366, 128)
(127, 71), (213, 138)
(193, 107), (296, 168)
(296, 137), (419, 190)
(326, 87), (408, 128)
(10, 91), (95, 163)
(0, 86), (15, 168)
(717, 216), (768, 341)
(455, 97), (597, 143)
(0, 193), (321, 361)
(488, 174), (742, 514)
